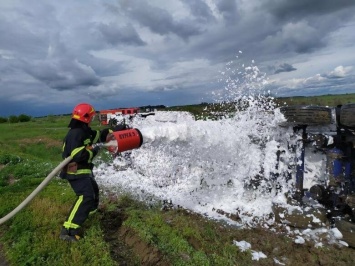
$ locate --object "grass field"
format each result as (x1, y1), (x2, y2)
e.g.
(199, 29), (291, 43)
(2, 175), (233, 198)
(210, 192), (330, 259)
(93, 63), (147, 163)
(274, 93), (355, 107)
(1, 94), (355, 265)
(167, 93), (355, 118)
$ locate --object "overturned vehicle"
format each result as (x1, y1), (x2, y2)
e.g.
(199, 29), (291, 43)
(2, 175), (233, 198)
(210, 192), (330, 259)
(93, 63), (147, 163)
(273, 103), (355, 247)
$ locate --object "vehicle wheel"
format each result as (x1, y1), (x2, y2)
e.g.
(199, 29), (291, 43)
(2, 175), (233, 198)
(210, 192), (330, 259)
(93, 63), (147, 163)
(339, 103), (355, 128)
(334, 219), (355, 247)
(279, 105), (333, 126)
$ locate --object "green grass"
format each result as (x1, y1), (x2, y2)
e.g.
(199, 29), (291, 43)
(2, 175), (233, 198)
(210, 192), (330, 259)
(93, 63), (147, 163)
(123, 206), (244, 265)
(166, 93), (355, 119)
(0, 116), (117, 266)
(274, 93), (355, 107)
(0, 177), (116, 265)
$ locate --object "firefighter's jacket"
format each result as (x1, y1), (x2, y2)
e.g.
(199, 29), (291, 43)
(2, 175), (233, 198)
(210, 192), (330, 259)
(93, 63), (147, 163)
(60, 123), (109, 179)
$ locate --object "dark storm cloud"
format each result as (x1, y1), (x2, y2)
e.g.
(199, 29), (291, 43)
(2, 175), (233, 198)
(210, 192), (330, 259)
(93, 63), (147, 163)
(263, 0), (355, 20)
(0, 99), (67, 117)
(274, 63), (297, 74)
(259, 0), (355, 54)
(96, 22), (146, 46)
(161, 0), (355, 66)
(216, 0), (239, 24)
(1, 0), (355, 117)
(22, 58), (101, 90)
(83, 56), (127, 78)
(117, 0), (203, 40)
(0, 100), (34, 117)
(181, 0), (216, 23)
(0, 2), (60, 59)
(0, 17), (48, 59)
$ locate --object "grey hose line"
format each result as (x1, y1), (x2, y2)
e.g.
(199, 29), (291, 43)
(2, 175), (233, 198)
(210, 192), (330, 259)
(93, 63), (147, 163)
(0, 156), (72, 225)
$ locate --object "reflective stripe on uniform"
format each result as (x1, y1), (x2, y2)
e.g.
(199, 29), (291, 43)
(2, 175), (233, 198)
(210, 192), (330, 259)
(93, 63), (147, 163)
(63, 221), (80, 229)
(93, 130), (100, 144)
(70, 146), (85, 158)
(87, 149), (94, 163)
(63, 195), (83, 229)
(67, 169), (92, 175)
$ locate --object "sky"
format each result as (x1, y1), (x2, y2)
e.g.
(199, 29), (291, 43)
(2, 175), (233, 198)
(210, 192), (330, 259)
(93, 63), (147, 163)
(1, 0), (355, 117)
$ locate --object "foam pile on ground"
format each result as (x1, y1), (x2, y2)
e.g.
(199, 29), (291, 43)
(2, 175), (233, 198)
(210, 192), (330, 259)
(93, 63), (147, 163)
(95, 105), (295, 227)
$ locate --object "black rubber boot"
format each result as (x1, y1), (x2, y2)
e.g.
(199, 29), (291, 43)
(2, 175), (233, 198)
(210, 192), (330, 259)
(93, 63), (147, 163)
(59, 228), (81, 242)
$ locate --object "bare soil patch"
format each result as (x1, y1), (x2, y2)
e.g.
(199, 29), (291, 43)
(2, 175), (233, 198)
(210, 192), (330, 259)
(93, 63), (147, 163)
(18, 136), (61, 148)
(100, 208), (169, 266)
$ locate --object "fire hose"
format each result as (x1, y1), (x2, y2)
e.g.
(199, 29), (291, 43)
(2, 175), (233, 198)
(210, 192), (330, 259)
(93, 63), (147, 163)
(0, 156), (73, 225)
(0, 128), (143, 225)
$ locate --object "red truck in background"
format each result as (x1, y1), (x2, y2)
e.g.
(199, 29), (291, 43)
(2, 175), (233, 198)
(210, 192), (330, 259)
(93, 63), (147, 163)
(98, 108), (139, 126)
(98, 107), (155, 126)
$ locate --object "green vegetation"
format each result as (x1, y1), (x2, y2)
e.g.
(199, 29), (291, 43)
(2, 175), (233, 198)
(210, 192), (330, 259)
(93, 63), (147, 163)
(0, 115), (117, 266)
(166, 93), (355, 119)
(0, 114), (32, 123)
(274, 93), (355, 107)
(123, 206), (241, 265)
(1, 94), (355, 265)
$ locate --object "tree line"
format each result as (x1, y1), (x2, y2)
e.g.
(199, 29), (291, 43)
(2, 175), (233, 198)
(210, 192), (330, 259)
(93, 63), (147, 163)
(0, 114), (31, 123)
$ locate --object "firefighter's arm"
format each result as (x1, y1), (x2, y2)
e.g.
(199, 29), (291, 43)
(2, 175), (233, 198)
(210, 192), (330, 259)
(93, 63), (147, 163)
(66, 134), (93, 163)
(70, 146), (93, 162)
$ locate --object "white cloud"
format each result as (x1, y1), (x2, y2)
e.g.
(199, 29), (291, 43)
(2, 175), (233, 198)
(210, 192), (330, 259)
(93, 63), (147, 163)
(268, 64), (355, 97)
(325, 65), (353, 78)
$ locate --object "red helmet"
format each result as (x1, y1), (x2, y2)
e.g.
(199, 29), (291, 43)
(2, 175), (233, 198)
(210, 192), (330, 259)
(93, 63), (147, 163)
(72, 103), (96, 123)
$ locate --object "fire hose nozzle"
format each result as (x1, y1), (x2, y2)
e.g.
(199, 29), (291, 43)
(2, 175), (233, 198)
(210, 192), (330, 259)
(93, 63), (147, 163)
(88, 141), (118, 152)
(91, 143), (105, 149)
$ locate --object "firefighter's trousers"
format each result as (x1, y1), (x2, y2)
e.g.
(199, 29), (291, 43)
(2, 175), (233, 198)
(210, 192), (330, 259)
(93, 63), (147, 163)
(63, 175), (99, 231)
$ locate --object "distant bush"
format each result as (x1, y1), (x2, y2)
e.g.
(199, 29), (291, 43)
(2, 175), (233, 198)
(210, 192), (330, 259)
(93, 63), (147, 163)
(2, 114), (31, 123)
(18, 114), (31, 122)
(8, 115), (19, 123)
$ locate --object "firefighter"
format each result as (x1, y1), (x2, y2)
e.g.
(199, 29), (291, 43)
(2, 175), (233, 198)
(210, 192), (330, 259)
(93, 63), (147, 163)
(59, 103), (110, 242)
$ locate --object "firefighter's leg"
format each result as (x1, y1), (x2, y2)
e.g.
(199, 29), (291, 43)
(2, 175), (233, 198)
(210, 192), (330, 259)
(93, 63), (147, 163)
(62, 177), (97, 236)
(90, 177), (100, 214)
